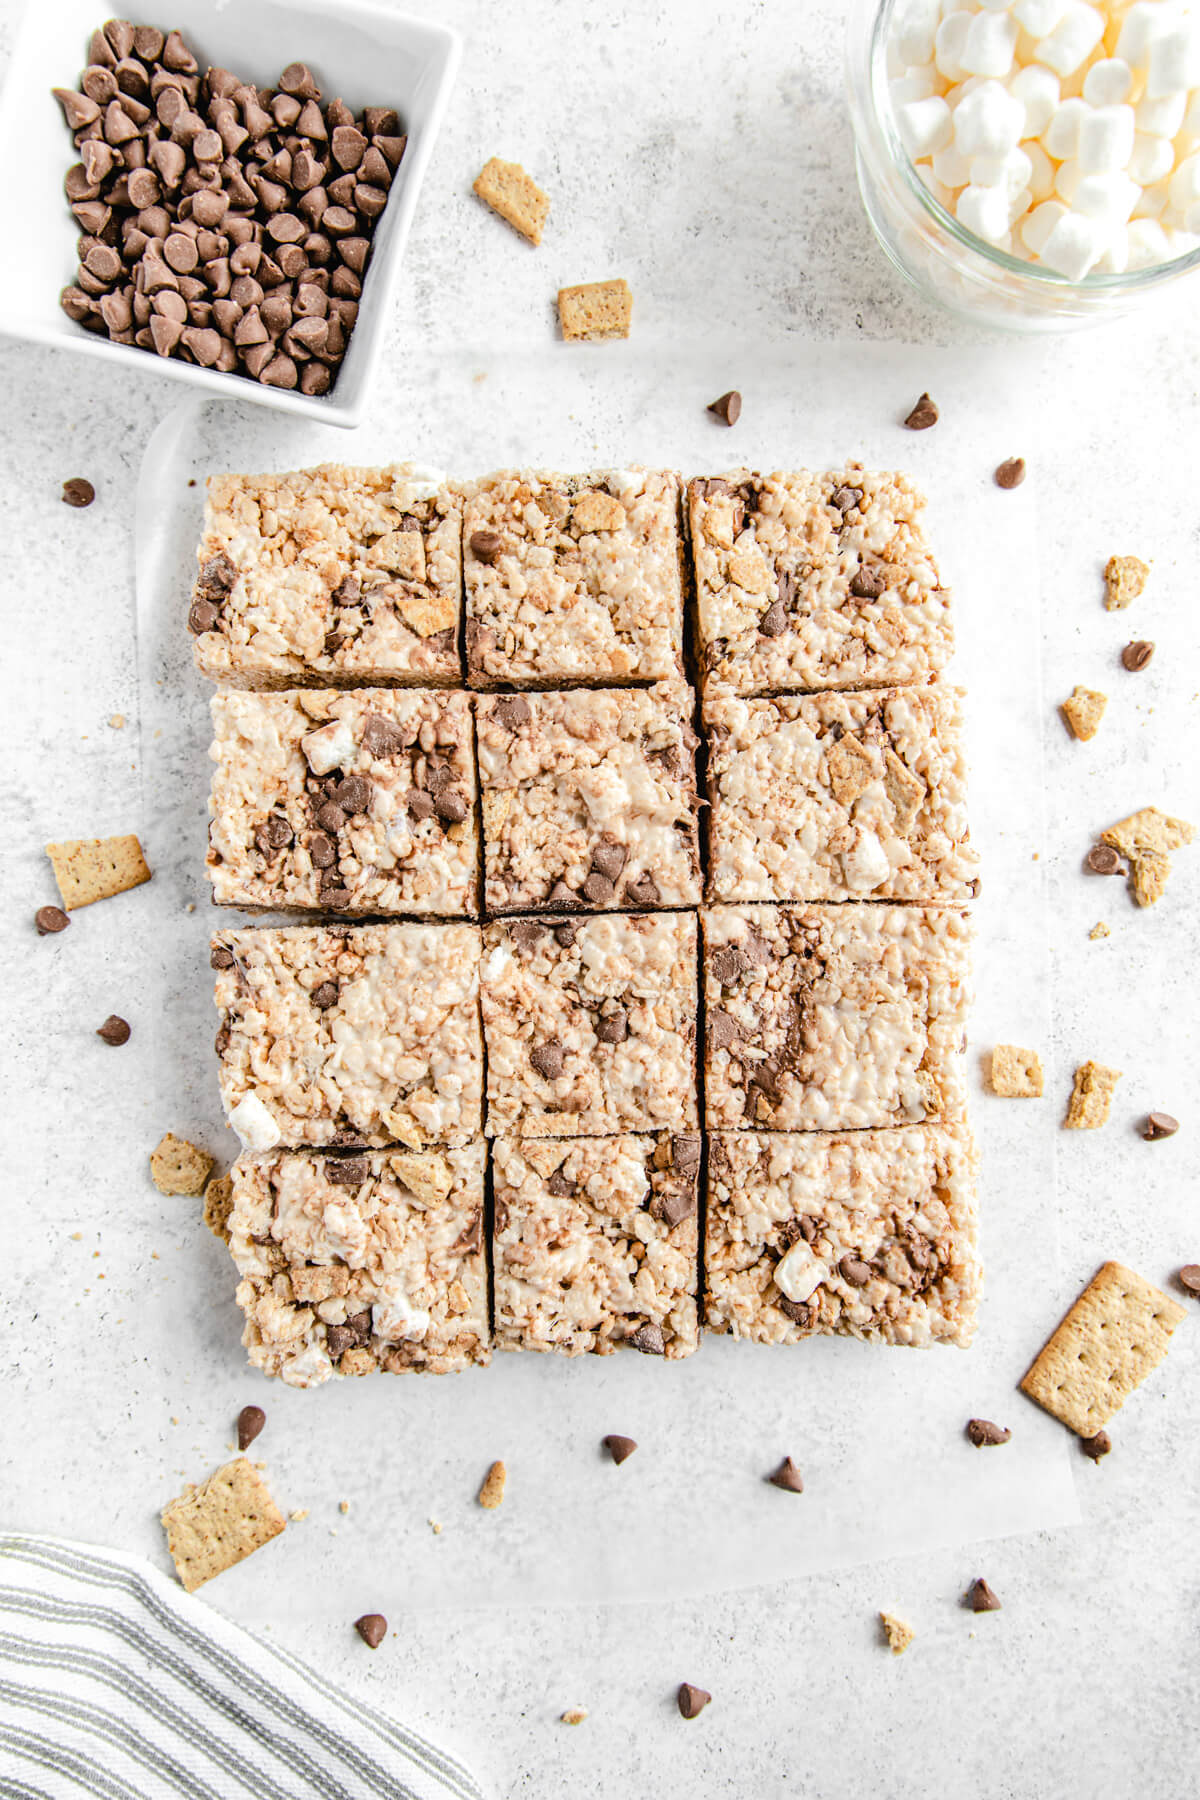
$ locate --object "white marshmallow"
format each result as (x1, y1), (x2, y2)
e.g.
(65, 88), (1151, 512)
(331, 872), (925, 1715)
(891, 65), (944, 103)
(1146, 25), (1200, 99)
(1095, 228), (1130, 272)
(1132, 177), (1170, 217)
(1168, 151), (1200, 213)
(898, 94), (955, 156)
(228, 1093), (281, 1152)
(1082, 57), (1134, 106)
(957, 180), (1016, 237)
(1035, 2), (1105, 77)
(896, 0), (943, 66)
(1165, 225), (1200, 253)
(1054, 157), (1085, 200)
(1076, 104), (1136, 171)
(916, 162), (956, 207)
(1013, 0), (1066, 34)
(1114, 1), (1172, 68)
(1137, 89), (1188, 136)
(1125, 216), (1172, 264)
(1038, 207), (1105, 275)
(962, 9), (1019, 74)
(1007, 181), (1035, 221)
(1072, 171), (1140, 220)
(1183, 198), (1200, 230)
(1021, 196), (1068, 250)
(1022, 138), (1056, 198)
(954, 78), (1026, 151)
(935, 10), (975, 77)
(1041, 94), (1089, 158)
(933, 141), (974, 185)
(1128, 131), (1175, 185)
(977, 0), (1017, 11)
(970, 144), (1034, 191)
(1009, 62), (1060, 133)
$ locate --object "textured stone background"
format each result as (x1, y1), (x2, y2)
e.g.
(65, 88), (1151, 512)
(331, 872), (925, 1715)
(3, 2), (1198, 1795)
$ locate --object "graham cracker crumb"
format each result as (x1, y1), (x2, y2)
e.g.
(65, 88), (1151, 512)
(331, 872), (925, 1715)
(990, 1044), (1044, 1098)
(1104, 555), (1149, 611)
(339, 1500), (350, 1515)
(473, 157), (549, 245)
(429, 1518), (443, 1534)
(108, 714), (125, 729)
(202, 1173), (233, 1243)
(560, 1708), (588, 1726)
(478, 1460), (507, 1509)
(1089, 921), (1110, 940)
(557, 278), (632, 342)
(1061, 686), (1107, 742)
(1064, 1061), (1122, 1130)
(290, 1509), (309, 1522)
(880, 1612), (915, 1655)
(150, 1133), (213, 1197)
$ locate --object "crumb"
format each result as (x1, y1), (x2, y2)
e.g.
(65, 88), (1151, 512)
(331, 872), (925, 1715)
(339, 1500), (350, 1515)
(560, 1708), (588, 1726)
(150, 1133), (213, 1196)
(185, 901), (196, 913)
(290, 1509), (309, 1522)
(1089, 921), (1110, 939)
(880, 1612), (914, 1655)
(990, 1044), (1044, 1098)
(108, 714), (125, 729)
(1061, 686), (1107, 742)
(478, 1460), (507, 1509)
(1104, 554), (1149, 611)
(70, 1232), (82, 1241)
(429, 1518), (443, 1535)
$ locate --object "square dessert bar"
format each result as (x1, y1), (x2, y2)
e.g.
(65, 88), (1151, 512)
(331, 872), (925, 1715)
(480, 912), (698, 1137)
(704, 1125), (980, 1347)
(189, 464), (463, 689)
(207, 688), (478, 917)
(476, 683), (702, 914)
(492, 1133), (700, 1357)
(703, 903), (971, 1132)
(687, 468), (952, 698)
(705, 686), (979, 903)
(462, 468), (686, 687)
(229, 1145), (489, 1386)
(213, 922), (483, 1151)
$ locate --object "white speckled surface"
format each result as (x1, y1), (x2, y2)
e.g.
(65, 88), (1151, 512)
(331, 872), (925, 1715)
(3, 2), (1199, 1795)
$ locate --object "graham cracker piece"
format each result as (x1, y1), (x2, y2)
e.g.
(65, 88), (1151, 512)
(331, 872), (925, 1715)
(827, 733), (875, 807)
(990, 1044), (1044, 1098)
(880, 1612), (914, 1655)
(1100, 807), (1195, 908)
(473, 157), (549, 245)
(1020, 1261), (1186, 1436)
(1063, 1061), (1121, 1129)
(1089, 921), (1110, 940)
(572, 490), (625, 534)
(478, 1460), (506, 1509)
(557, 278), (632, 342)
(202, 1172), (234, 1243)
(1104, 555), (1149, 611)
(392, 586), (458, 638)
(151, 1133), (214, 1196)
(882, 749), (925, 834)
(45, 835), (151, 910)
(1061, 686), (1107, 742)
(161, 1457), (286, 1592)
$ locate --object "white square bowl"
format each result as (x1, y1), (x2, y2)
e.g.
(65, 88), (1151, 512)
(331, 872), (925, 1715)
(0, 0), (460, 427)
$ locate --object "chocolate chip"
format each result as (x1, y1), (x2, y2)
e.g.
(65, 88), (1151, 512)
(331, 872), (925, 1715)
(777, 1297), (813, 1325)
(493, 693), (531, 730)
(553, 923), (577, 948)
(62, 477), (95, 507)
(710, 946), (747, 986)
(189, 599), (220, 634)
(590, 840), (628, 881)
(311, 981), (340, 1009)
(651, 1186), (695, 1228)
(1080, 1430), (1111, 1462)
(407, 790), (436, 822)
(904, 392), (939, 430)
(849, 564), (886, 599)
(708, 1009), (742, 1050)
(309, 831), (337, 869)
(326, 1156), (369, 1185)
(966, 1418), (1012, 1447)
(548, 880), (580, 909)
(237, 1404), (266, 1450)
(628, 1322), (665, 1355)
(469, 528), (503, 564)
(583, 871), (615, 903)
(320, 886), (354, 910)
(994, 457), (1026, 489)
(547, 1166), (574, 1198)
(435, 789), (468, 824)
(624, 872), (660, 906)
(758, 598), (787, 637)
(360, 712), (406, 758)
(1085, 844), (1122, 875)
(602, 1434), (637, 1464)
(831, 484), (863, 513)
(1121, 640), (1155, 672)
(254, 813), (293, 855)
(1178, 1265), (1200, 1296)
(35, 906), (70, 936)
(96, 1014), (131, 1046)
(509, 921), (545, 950)
(530, 1041), (564, 1081)
(672, 1134), (701, 1172)
(677, 1683), (712, 1719)
(595, 1007), (628, 1044)
(333, 775), (371, 814)
(966, 1577), (1002, 1613)
(767, 1457), (804, 1493)
(317, 802), (346, 834)
(1142, 1112), (1179, 1140)
(354, 1613), (387, 1649)
(325, 1323), (356, 1358)
(707, 389), (741, 426)
(838, 1255), (871, 1287)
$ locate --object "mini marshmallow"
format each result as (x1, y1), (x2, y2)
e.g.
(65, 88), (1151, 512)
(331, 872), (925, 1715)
(1007, 182), (1035, 222)
(1165, 225), (1200, 253)
(1183, 90), (1200, 136)
(1095, 228), (1130, 272)
(933, 142), (974, 185)
(1128, 130), (1175, 185)
(1072, 170), (1140, 220)
(1082, 58), (1134, 107)
(1039, 207), (1105, 276)
(897, 0), (942, 67)
(1023, 138), (1057, 198)
(1021, 197), (1068, 251)
(1054, 157), (1086, 201)
(1125, 216), (1172, 264)
(1035, 3), (1105, 78)
(935, 10), (974, 79)
(977, 0), (1018, 11)
(962, 10), (1019, 76)
(916, 162), (956, 207)
(1114, 1), (1171, 68)
(1013, 0), (1067, 35)
(897, 94), (955, 156)
(954, 78), (1026, 152)
(1076, 104), (1135, 172)
(891, 65), (944, 104)
(957, 180), (1015, 239)
(1009, 63), (1061, 135)
(1183, 198), (1200, 231)
(1168, 151), (1200, 213)
(970, 144), (1035, 192)
(1137, 89), (1188, 137)
(1146, 25), (1200, 100)
(1132, 177), (1170, 217)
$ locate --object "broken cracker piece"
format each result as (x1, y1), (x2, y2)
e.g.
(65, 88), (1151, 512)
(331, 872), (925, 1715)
(478, 1460), (506, 1509)
(202, 1172), (233, 1242)
(560, 1708), (588, 1726)
(880, 1612), (914, 1655)
(557, 278), (632, 342)
(160, 1457), (286, 1591)
(990, 1044), (1044, 1098)
(1064, 1061), (1121, 1130)
(45, 834), (151, 910)
(1099, 807), (1195, 908)
(1061, 686), (1107, 742)
(473, 157), (549, 246)
(1020, 1260), (1186, 1436)
(1104, 555), (1149, 611)
(1089, 922), (1110, 940)
(151, 1133), (214, 1196)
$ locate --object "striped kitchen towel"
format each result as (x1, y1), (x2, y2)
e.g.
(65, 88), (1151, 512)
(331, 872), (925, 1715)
(0, 1534), (485, 1800)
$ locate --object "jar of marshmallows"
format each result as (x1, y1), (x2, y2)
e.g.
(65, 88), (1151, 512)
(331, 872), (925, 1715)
(847, 0), (1200, 328)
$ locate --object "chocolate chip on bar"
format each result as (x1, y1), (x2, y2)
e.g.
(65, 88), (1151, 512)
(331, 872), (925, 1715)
(53, 22), (407, 396)
(966, 1577), (1002, 1613)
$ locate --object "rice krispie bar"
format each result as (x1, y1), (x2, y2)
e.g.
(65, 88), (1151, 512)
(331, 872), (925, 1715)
(687, 468), (952, 698)
(704, 1126), (980, 1347)
(229, 1145), (489, 1386)
(705, 686), (979, 903)
(207, 688), (478, 917)
(213, 922), (483, 1151)
(188, 464), (463, 689)
(476, 683), (702, 914)
(492, 1133), (700, 1357)
(480, 912), (698, 1137)
(703, 903), (971, 1131)
(462, 468), (685, 687)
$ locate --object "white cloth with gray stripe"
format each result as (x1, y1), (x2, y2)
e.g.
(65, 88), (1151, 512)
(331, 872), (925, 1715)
(0, 1534), (485, 1800)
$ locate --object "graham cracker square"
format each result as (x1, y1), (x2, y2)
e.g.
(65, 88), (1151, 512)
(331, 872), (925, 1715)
(161, 1457), (286, 1592)
(1020, 1261), (1186, 1436)
(557, 279), (632, 342)
(46, 835), (151, 909)
(990, 1044), (1044, 1098)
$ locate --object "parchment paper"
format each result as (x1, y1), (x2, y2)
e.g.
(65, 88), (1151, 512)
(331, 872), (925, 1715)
(132, 341), (1079, 1618)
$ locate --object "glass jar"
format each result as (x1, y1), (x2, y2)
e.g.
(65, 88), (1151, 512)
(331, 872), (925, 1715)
(846, 0), (1200, 331)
